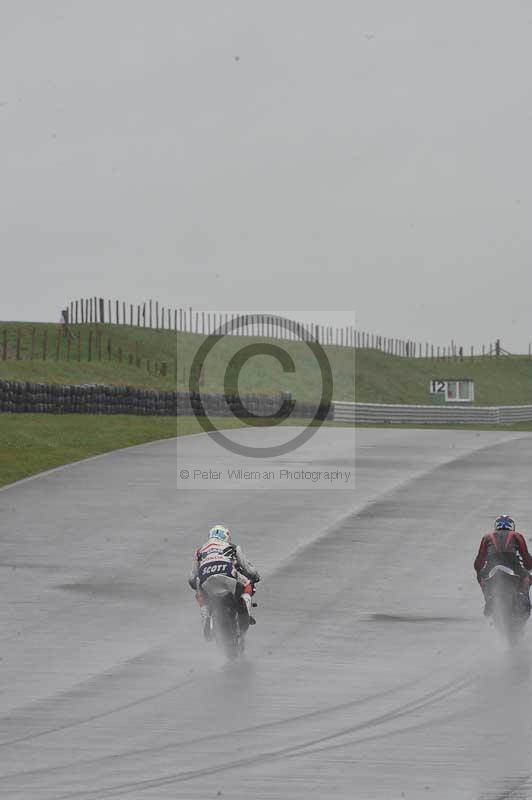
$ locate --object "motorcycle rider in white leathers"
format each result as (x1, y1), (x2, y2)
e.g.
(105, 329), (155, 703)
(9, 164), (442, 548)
(188, 525), (261, 640)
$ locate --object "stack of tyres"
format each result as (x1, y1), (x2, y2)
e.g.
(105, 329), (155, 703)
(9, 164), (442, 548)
(0, 380), (320, 418)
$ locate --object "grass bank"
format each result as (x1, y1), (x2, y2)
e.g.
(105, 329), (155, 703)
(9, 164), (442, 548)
(0, 322), (531, 405)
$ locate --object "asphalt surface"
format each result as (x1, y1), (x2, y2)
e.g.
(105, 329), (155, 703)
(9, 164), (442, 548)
(2, 425), (532, 799)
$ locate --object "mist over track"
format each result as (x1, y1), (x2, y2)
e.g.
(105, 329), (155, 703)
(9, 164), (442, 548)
(2, 426), (532, 799)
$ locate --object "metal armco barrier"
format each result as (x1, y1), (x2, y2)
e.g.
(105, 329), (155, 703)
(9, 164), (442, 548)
(333, 402), (532, 425)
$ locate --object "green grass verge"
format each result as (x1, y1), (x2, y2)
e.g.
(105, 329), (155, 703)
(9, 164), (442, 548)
(0, 414), (246, 488)
(1, 322), (532, 405)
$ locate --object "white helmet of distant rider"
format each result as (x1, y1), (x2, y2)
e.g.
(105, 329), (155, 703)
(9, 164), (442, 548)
(208, 524), (232, 543)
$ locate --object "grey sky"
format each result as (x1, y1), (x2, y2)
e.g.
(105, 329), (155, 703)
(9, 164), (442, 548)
(1, 1), (532, 350)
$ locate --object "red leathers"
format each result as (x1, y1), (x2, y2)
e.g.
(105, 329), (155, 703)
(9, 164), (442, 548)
(474, 527), (532, 616)
(474, 530), (532, 577)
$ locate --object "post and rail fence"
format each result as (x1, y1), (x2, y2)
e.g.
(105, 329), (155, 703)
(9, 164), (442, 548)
(0, 325), (175, 380)
(59, 299), (519, 361)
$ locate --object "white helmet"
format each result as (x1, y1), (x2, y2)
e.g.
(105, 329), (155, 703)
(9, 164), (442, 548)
(208, 524), (232, 543)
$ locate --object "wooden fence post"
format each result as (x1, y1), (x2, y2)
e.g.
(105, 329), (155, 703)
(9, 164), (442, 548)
(149, 300), (153, 328)
(108, 299), (112, 325)
(42, 329), (48, 361)
(137, 305), (141, 327)
(123, 301), (126, 325)
(130, 304), (133, 326)
(156, 301), (159, 329)
(115, 300), (119, 325)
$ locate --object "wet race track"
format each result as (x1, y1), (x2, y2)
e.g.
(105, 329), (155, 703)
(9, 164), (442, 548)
(2, 426), (532, 799)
